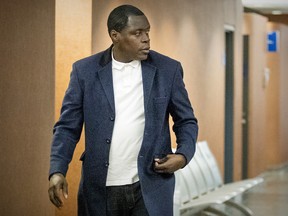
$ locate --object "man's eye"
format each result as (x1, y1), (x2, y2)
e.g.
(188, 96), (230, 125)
(135, 31), (141, 36)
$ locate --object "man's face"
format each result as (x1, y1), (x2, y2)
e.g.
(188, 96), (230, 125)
(113, 15), (150, 62)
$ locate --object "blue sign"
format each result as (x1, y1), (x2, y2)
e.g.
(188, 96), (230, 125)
(267, 31), (279, 52)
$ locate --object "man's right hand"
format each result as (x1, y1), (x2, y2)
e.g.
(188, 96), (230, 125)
(48, 173), (68, 208)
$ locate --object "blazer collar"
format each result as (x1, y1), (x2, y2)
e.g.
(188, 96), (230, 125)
(99, 45), (113, 67)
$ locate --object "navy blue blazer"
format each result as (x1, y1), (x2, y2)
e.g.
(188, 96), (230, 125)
(49, 47), (198, 216)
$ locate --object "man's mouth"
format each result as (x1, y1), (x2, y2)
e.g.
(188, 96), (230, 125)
(141, 47), (150, 54)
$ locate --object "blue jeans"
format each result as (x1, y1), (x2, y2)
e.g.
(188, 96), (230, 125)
(106, 181), (149, 216)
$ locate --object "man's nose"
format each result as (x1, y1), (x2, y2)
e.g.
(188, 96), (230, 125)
(142, 32), (150, 43)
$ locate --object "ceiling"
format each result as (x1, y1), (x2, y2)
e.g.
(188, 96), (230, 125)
(242, 0), (288, 14)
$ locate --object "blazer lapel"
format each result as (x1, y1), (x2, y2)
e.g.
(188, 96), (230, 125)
(141, 61), (157, 110)
(98, 63), (115, 113)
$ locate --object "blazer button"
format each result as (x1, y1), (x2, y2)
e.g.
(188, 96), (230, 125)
(110, 116), (115, 121)
(106, 139), (111, 144)
(105, 162), (109, 167)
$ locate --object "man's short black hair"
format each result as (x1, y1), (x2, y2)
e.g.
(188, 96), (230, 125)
(107, 5), (145, 34)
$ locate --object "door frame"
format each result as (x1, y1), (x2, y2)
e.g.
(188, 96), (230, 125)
(224, 25), (235, 183)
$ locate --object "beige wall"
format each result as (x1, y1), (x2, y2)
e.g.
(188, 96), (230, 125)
(266, 23), (288, 164)
(0, 1), (55, 215)
(243, 14), (288, 177)
(266, 23), (281, 166)
(55, 0), (92, 216)
(278, 24), (288, 162)
(243, 13), (269, 177)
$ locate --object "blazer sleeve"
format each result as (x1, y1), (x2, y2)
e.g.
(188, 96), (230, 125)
(168, 62), (198, 165)
(49, 63), (84, 178)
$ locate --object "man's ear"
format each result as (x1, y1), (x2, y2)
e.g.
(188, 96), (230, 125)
(110, 30), (119, 43)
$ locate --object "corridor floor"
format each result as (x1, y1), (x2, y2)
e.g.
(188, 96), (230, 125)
(200, 164), (288, 216)
(240, 164), (288, 216)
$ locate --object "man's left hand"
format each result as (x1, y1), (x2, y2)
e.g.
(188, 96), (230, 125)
(154, 154), (186, 174)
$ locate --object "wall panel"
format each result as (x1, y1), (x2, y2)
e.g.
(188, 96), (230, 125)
(0, 1), (55, 215)
(279, 25), (288, 162)
(267, 23), (288, 164)
(244, 13), (269, 177)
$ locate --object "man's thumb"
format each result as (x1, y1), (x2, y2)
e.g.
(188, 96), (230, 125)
(62, 181), (68, 199)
